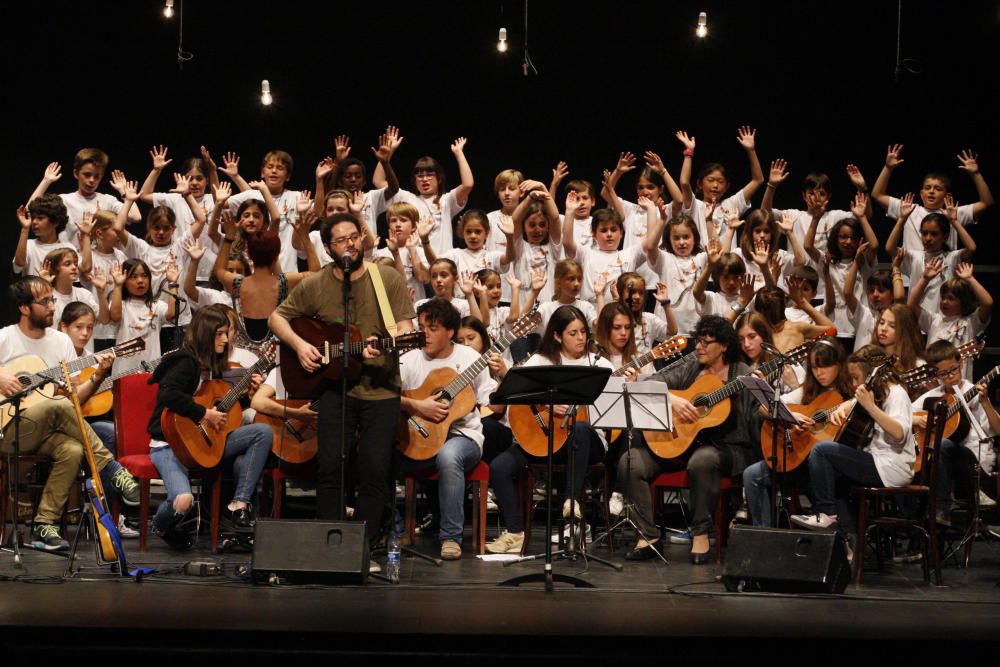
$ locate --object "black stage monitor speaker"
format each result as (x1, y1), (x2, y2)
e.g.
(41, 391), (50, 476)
(252, 519), (369, 585)
(721, 525), (850, 594)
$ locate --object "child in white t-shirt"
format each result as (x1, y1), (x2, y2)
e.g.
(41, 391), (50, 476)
(109, 259), (178, 373)
(371, 201), (430, 301)
(596, 272), (675, 355)
(693, 244), (747, 323)
(733, 209), (806, 291)
(420, 209), (513, 296)
(42, 248), (106, 350)
(79, 211), (127, 349)
(842, 250), (901, 352)
(486, 168), (524, 302)
(508, 181), (563, 303)
(534, 259), (598, 335)
(413, 259), (479, 325)
(15, 194), (75, 277)
(554, 178), (598, 251)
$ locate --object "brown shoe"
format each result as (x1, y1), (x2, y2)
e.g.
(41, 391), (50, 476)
(440, 539), (462, 560)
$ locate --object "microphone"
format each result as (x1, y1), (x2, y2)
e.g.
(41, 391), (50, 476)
(339, 252), (355, 272)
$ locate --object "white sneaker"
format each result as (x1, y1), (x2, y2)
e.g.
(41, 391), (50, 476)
(117, 514), (139, 539)
(790, 513), (839, 530)
(979, 490), (997, 508)
(487, 489), (498, 512)
(486, 530), (524, 554)
(609, 492), (624, 517)
(562, 499), (583, 520)
(369, 560), (382, 574)
(552, 523), (591, 544)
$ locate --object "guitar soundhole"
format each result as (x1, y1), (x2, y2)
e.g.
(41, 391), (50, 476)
(436, 388), (452, 405)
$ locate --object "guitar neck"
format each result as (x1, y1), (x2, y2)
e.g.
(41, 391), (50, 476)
(951, 366), (1000, 419)
(329, 335), (395, 359)
(613, 349), (657, 377)
(441, 329), (518, 398)
(216, 355), (274, 413)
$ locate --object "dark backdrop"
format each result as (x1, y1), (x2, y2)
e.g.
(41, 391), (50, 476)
(5, 1), (999, 326)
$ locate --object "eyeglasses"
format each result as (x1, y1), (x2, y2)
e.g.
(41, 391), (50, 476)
(330, 233), (361, 247)
(936, 365), (961, 379)
(694, 337), (718, 348)
(33, 297), (56, 307)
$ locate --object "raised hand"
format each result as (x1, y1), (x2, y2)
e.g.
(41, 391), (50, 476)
(150, 145), (172, 170)
(183, 236), (206, 261)
(638, 195), (656, 211)
(892, 247), (906, 270)
(384, 125), (404, 157)
(220, 152), (241, 178)
(530, 266), (547, 292)
(644, 150), (665, 174)
(738, 274), (756, 306)
(472, 277), (486, 297)
(315, 156), (335, 180)
(777, 211), (796, 234)
(219, 210), (238, 240)
(89, 266), (108, 291)
(109, 169), (128, 196)
(248, 179), (268, 193)
(751, 239), (770, 266)
(334, 135), (351, 162)
(122, 180), (140, 202)
(850, 191), (868, 219)
(110, 263), (126, 286)
(16, 205), (30, 229)
(495, 213), (514, 237)
(171, 173), (191, 196)
(451, 137), (468, 154)
(885, 143), (905, 169)
(506, 274), (522, 291)
(565, 189), (581, 213)
(654, 281), (670, 303)
(787, 275), (804, 304)
(349, 191), (365, 215)
(164, 261), (180, 285)
(385, 234), (398, 252)
(371, 132), (393, 162)
(199, 145), (218, 172)
(899, 191), (916, 219)
(551, 161), (569, 185)
(38, 259), (54, 284)
(457, 270), (476, 296)
(405, 230), (420, 249)
(615, 151), (636, 174)
(724, 207), (744, 231)
(609, 276), (620, 302)
(518, 179), (547, 194)
(705, 197), (718, 222)
(806, 190), (827, 218)
(42, 162), (62, 184)
(676, 130), (696, 151)
(854, 240), (871, 265)
(528, 189), (551, 202)
(736, 126), (757, 151)
(943, 193), (959, 222)
(296, 190), (314, 216)
(706, 236), (722, 265)
(845, 163), (867, 191)
(955, 262), (974, 280)
(922, 255), (944, 281)
(593, 271), (609, 296)
(212, 181), (232, 205)
(77, 211), (94, 237)
(416, 217), (434, 241)
(957, 149), (980, 174)
(769, 158), (790, 186)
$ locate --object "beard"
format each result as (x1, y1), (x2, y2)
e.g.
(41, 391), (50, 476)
(338, 250), (364, 272)
(29, 310), (53, 330)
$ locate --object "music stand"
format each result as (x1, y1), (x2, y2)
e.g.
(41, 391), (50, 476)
(492, 365), (611, 592)
(590, 379), (673, 564)
(739, 376), (801, 527)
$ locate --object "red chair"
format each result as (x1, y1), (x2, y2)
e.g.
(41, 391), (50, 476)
(262, 460), (317, 519)
(650, 471), (742, 563)
(114, 373), (222, 553)
(404, 460), (489, 554)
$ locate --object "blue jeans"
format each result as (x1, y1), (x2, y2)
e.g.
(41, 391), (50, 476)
(744, 460), (774, 527)
(807, 441), (883, 537)
(90, 420), (124, 495)
(149, 423), (271, 532)
(400, 436), (481, 543)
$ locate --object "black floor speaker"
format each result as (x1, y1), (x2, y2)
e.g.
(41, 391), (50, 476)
(252, 519), (369, 585)
(721, 525), (850, 594)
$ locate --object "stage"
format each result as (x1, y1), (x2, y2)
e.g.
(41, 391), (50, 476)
(2, 513), (1000, 661)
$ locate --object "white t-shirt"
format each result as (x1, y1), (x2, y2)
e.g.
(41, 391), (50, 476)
(634, 311), (671, 355)
(372, 246), (430, 302)
(864, 383), (916, 488)
(13, 239), (75, 277)
(649, 251), (709, 336)
(114, 298), (168, 374)
(827, 257), (874, 338)
(848, 301), (881, 352)
(0, 325), (78, 369)
(919, 309), (988, 380)
(227, 189), (302, 274)
(535, 299), (597, 336)
(440, 248), (507, 287)
(916, 380), (996, 471)
(81, 246), (127, 341)
(51, 287), (100, 354)
(684, 192), (749, 252)
(699, 289), (742, 320)
(189, 285), (235, 310)
(399, 344), (497, 450)
(510, 236), (562, 303)
(486, 209), (515, 302)
(522, 352), (615, 450)
(900, 249), (963, 318)
(152, 192), (216, 282)
(123, 233), (192, 327)
(573, 244), (647, 303)
(736, 247), (796, 292)
(886, 197), (975, 252)
(619, 199), (662, 286)
(560, 214), (595, 251)
(59, 192), (126, 248)
(776, 207), (854, 261)
(391, 188), (466, 257)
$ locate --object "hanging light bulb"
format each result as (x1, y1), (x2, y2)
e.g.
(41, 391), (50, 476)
(261, 79), (273, 106)
(497, 27), (508, 53)
(163, 0), (174, 18)
(696, 11), (708, 38)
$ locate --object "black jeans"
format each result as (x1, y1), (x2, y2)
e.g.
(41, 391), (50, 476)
(807, 441), (883, 536)
(317, 392), (400, 544)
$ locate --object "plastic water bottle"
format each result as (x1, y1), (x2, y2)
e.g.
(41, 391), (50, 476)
(386, 531), (401, 583)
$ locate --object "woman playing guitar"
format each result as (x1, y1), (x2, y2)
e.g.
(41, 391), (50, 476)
(790, 345), (916, 562)
(618, 314), (763, 564)
(147, 307), (272, 548)
(743, 338), (853, 526)
(486, 305), (613, 555)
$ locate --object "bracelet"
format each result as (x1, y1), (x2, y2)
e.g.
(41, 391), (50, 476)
(168, 283), (180, 288)
(682, 148), (695, 158)
(892, 276), (904, 282)
(766, 183), (777, 190)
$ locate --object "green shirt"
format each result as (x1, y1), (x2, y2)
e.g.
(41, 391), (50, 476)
(274, 263), (416, 401)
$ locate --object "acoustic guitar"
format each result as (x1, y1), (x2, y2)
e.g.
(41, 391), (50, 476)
(254, 398), (320, 464)
(397, 311), (541, 461)
(912, 365), (1000, 473)
(162, 341), (277, 469)
(80, 349), (176, 418)
(280, 319), (425, 398)
(0, 337), (146, 429)
(834, 357), (895, 449)
(59, 361), (128, 572)
(512, 336), (689, 457)
(901, 337), (983, 395)
(644, 337), (822, 460)
(760, 390), (846, 472)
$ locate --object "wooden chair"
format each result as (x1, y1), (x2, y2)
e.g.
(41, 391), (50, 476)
(520, 462), (612, 553)
(650, 471), (743, 563)
(852, 399), (947, 586)
(403, 460), (489, 554)
(114, 373), (222, 553)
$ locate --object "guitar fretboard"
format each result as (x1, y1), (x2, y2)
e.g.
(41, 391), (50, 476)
(694, 345), (810, 408)
(442, 329), (518, 399)
(217, 351), (275, 413)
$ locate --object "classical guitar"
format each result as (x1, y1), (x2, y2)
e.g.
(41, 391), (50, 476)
(59, 361), (128, 572)
(912, 365), (1000, 473)
(162, 341), (277, 469)
(80, 349), (176, 418)
(760, 390), (847, 472)
(645, 337), (822, 460)
(254, 398), (320, 464)
(280, 318), (425, 398)
(398, 311), (541, 461)
(0, 337), (146, 429)
(834, 357), (895, 449)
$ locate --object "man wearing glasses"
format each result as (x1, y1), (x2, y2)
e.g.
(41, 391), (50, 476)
(270, 213), (415, 555)
(0, 276), (139, 550)
(618, 314), (763, 564)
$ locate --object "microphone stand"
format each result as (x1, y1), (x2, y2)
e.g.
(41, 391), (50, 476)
(339, 255), (353, 524)
(762, 342), (792, 528)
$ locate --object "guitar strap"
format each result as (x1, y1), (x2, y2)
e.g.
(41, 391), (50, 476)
(364, 262), (398, 342)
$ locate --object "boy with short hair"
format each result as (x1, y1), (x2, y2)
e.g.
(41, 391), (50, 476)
(785, 265), (822, 324)
(14, 194), (75, 277)
(871, 145), (993, 251)
(372, 201), (431, 301)
(487, 168), (524, 302)
(693, 248), (746, 322)
(915, 341), (1000, 525)
(559, 178), (598, 250)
